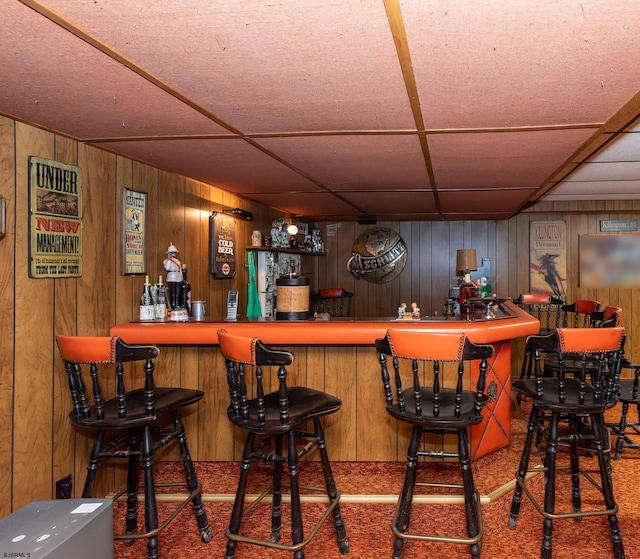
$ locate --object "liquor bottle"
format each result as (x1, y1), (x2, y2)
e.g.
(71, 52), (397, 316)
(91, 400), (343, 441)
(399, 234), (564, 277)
(180, 264), (192, 315)
(139, 275), (155, 321)
(154, 275), (169, 319)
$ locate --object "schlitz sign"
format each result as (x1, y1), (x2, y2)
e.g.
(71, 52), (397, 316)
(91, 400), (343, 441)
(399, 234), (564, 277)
(209, 213), (236, 278)
(28, 156), (83, 278)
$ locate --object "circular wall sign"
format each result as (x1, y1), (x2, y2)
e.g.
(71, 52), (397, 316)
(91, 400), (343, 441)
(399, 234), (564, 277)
(346, 227), (407, 283)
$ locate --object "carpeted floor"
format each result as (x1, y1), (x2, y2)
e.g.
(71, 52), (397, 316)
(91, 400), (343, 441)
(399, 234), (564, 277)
(113, 399), (640, 559)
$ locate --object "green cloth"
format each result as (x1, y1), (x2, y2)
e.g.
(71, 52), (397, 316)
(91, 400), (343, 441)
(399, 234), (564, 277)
(246, 251), (262, 318)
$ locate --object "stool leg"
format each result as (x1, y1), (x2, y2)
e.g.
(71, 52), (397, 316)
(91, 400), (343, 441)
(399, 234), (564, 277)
(614, 402), (630, 460)
(393, 425), (421, 559)
(592, 413), (626, 559)
(271, 435), (284, 543)
(509, 405), (539, 529)
(458, 427), (480, 559)
(82, 430), (104, 498)
(568, 415), (582, 517)
(141, 425), (160, 559)
(173, 412), (212, 542)
(225, 432), (255, 559)
(124, 429), (141, 541)
(314, 418), (349, 554)
(287, 429), (305, 559)
(541, 411), (559, 559)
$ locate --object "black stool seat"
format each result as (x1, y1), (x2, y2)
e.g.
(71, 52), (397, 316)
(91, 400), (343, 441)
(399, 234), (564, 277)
(376, 329), (494, 559)
(217, 329), (349, 559)
(56, 334), (212, 559)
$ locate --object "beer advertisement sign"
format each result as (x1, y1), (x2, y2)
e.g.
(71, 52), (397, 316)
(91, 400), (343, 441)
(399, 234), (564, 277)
(28, 156), (82, 278)
(209, 213), (237, 278)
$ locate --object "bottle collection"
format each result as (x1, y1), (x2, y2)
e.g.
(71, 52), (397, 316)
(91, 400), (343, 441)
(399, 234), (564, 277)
(139, 243), (196, 321)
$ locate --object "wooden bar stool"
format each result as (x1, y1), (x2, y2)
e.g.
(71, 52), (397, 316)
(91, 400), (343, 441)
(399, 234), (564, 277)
(508, 327), (626, 559)
(375, 330), (494, 559)
(217, 329), (349, 559)
(56, 334), (212, 559)
(311, 288), (354, 316)
(609, 360), (640, 459)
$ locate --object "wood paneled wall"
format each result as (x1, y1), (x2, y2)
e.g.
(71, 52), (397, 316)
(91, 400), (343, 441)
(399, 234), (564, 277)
(1, 114), (639, 516)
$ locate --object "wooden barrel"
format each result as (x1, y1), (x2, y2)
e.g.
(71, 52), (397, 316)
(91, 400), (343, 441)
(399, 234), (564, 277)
(276, 276), (310, 320)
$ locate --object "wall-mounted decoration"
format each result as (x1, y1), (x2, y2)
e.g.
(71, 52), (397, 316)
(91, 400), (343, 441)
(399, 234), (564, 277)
(209, 212), (237, 278)
(600, 219), (638, 233)
(121, 187), (147, 275)
(28, 156), (82, 278)
(347, 227), (407, 283)
(529, 221), (566, 299)
(580, 234), (640, 287)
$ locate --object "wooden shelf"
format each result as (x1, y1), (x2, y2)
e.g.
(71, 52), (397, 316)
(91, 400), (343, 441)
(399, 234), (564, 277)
(246, 247), (324, 256)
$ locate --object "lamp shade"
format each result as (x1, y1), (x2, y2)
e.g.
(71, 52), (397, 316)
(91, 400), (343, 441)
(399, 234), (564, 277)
(456, 249), (477, 274)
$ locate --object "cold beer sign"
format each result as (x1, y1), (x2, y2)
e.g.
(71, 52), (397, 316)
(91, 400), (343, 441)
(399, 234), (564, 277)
(28, 156), (83, 278)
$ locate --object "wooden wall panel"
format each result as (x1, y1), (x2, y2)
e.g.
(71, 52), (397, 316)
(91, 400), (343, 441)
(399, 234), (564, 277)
(13, 123), (55, 510)
(0, 116), (15, 516)
(2, 115), (640, 513)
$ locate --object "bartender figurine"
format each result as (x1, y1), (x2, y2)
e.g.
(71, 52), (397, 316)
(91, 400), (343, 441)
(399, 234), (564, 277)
(163, 243), (183, 309)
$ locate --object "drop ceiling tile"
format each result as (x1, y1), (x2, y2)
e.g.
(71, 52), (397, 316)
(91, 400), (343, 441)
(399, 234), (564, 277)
(566, 161), (640, 182)
(340, 191), (438, 216)
(438, 189), (535, 215)
(428, 129), (595, 189)
(0, 1), (229, 139)
(92, 138), (322, 194)
(41, 0), (416, 133)
(258, 135), (431, 190)
(248, 192), (358, 219)
(402, 0), (640, 129)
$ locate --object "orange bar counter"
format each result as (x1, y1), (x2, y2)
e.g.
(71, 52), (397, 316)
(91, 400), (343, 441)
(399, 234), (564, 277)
(110, 301), (538, 461)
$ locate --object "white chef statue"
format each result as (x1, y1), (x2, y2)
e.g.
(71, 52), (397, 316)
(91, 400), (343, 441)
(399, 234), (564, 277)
(163, 243), (183, 309)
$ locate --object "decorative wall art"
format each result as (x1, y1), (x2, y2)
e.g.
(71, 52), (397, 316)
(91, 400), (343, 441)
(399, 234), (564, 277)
(121, 187), (147, 275)
(529, 220), (567, 299)
(579, 234), (640, 288)
(347, 227), (407, 283)
(28, 156), (82, 278)
(209, 212), (237, 278)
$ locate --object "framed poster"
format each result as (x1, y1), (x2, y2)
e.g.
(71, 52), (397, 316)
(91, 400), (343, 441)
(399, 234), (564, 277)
(580, 234), (640, 287)
(209, 213), (237, 278)
(28, 156), (82, 278)
(121, 187), (147, 275)
(529, 221), (567, 299)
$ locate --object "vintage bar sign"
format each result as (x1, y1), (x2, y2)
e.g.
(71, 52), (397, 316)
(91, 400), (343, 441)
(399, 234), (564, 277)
(600, 219), (638, 232)
(529, 221), (566, 299)
(209, 213), (236, 278)
(28, 156), (82, 278)
(121, 187), (147, 275)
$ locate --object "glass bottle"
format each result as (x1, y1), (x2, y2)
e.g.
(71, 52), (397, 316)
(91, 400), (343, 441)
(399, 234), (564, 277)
(154, 275), (169, 319)
(458, 272), (477, 316)
(139, 275), (155, 321)
(180, 264), (191, 315)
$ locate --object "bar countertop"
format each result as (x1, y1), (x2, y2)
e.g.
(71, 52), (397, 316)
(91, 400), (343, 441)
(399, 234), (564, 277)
(110, 300), (539, 346)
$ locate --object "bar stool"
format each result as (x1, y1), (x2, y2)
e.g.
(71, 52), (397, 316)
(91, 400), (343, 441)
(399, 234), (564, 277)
(508, 327), (626, 559)
(514, 293), (565, 336)
(609, 359), (640, 459)
(375, 330), (494, 559)
(311, 287), (354, 317)
(55, 334), (212, 559)
(216, 329), (349, 559)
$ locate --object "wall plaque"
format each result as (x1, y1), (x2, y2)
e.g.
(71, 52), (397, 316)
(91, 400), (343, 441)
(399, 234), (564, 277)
(28, 156), (82, 278)
(529, 220), (567, 299)
(600, 220), (638, 232)
(209, 213), (236, 278)
(121, 187), (147, 275)
(347, 227), (407, 283)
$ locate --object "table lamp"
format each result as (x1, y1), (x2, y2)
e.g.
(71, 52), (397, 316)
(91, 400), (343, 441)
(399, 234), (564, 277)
(456, 248), (477, 313)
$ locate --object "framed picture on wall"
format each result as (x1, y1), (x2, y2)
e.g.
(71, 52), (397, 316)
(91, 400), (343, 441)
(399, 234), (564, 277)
(121, 187), (147, 275)
(579, 234), (640, 287)
(529, 221), (567, 299)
